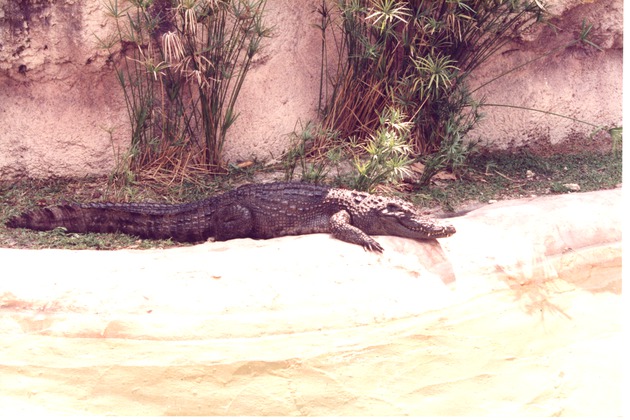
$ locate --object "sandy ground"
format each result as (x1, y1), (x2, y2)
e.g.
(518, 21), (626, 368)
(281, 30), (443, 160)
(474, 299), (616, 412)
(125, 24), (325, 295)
(0, 189), (622, 415)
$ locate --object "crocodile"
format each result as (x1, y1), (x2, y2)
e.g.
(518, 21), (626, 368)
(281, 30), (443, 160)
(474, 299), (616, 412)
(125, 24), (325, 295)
(5, 182), (456, 252)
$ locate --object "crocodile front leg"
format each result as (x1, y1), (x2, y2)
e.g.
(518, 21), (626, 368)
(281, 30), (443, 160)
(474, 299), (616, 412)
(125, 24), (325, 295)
(329, 210), (384, 252)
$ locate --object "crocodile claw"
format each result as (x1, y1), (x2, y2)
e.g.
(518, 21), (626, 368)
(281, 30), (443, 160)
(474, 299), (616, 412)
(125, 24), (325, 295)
(363, 239), (384, 253)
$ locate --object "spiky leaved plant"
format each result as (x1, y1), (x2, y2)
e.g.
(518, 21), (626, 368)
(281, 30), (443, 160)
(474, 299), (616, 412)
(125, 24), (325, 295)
(351, 107), (414, 192)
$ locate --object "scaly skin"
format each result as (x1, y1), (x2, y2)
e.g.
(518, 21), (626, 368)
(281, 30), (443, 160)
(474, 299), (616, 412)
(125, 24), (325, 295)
(6, 182), (456, 252)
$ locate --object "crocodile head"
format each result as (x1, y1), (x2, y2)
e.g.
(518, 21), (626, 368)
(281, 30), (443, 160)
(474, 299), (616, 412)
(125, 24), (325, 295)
(360, 195), (456, 239)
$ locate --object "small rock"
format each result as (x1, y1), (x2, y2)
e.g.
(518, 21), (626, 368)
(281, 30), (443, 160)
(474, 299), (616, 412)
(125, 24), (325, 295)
(526, 170), (535, 179)
(563, 183), (581, 192)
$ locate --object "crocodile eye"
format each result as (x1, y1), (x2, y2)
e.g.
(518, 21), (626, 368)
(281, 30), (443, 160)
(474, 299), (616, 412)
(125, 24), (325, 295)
(384, 203), (403, 214)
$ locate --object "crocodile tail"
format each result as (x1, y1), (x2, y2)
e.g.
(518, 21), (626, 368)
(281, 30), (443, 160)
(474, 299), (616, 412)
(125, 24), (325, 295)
(6, 204), (87, 231)
(6, 202), (213, 243)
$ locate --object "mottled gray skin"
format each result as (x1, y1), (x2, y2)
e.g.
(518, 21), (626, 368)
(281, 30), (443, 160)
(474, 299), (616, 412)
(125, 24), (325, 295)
(6, 182), (456, 252)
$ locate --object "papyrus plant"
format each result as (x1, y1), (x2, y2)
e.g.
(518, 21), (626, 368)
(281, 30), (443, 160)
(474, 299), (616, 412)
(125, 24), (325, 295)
(99, 0), (269, 174)
(318, 0), (546, 184)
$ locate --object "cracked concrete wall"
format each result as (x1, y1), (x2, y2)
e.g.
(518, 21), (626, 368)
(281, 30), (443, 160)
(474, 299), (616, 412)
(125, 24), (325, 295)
(0, 0), (623, 179)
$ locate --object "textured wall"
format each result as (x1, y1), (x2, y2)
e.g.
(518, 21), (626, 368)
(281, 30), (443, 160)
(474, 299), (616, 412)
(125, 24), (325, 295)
(221, 0), (332, 163)
(0, 0), (622, 178)
(466, 0), (623, 151)
(0, 0), (129, 178)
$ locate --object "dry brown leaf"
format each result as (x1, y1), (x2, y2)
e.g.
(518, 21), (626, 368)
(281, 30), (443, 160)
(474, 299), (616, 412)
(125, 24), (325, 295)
(433, 171), (457, 181)
(410, 162), (426, 173)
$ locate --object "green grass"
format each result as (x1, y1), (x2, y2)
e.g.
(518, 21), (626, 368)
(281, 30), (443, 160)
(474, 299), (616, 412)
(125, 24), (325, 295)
(0, 149), (621, 250)
(414, 150), (622, 211)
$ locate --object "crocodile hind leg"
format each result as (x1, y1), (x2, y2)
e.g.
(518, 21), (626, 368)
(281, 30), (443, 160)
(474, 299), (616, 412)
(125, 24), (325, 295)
(212, 204), (255, 241)
(329, 210), (384, 252)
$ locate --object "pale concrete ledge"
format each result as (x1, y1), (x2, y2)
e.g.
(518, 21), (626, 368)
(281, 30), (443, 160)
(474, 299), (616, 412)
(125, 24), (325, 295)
(0, 189), (621, 415)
